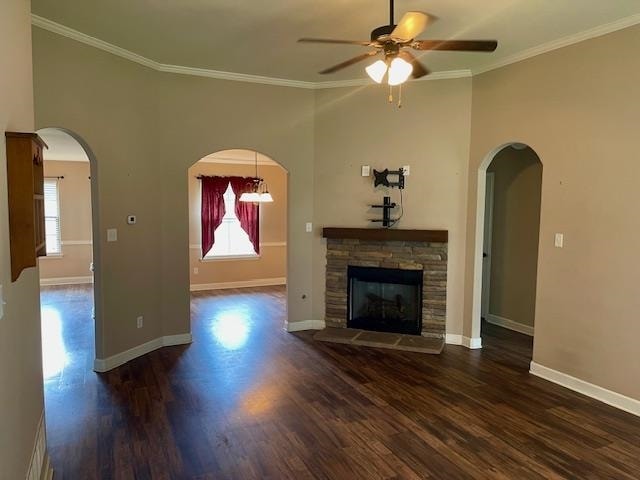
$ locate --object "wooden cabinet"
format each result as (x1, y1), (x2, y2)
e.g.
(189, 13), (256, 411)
(5, 132), (48, 282)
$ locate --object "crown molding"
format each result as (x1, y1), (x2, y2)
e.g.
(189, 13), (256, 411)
(31, 14), (317, 89)
(33, 12), (640, 88)
(32, 14), (159, 70)
(30, 14), (470, 89)
(157, 63), (316, 89)
(473, 12), (640, 75)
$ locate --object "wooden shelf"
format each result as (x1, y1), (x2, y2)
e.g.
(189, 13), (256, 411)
(322, 227), (448, 243)
(5, 131), (48, 282)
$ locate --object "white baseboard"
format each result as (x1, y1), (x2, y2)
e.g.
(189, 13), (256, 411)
(40, 275), (93, 286)
(445, 334), (482, 349)
(486, 313), (534, 336)
(463, 336), (482, 349)
(445, 334), (462, 345)
(530, 361), (640, 417)
(27, 412), (53, 480)
(94, 333), (193, 372)
(285, 320), (325, 332)
(190, 277), (286, 292)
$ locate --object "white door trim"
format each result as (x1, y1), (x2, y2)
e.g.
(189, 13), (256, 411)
(481, 172), (495, 319)
(472, 143), (523, 339)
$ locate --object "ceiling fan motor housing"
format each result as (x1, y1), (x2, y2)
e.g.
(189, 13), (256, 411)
(370, 24), (397, 42)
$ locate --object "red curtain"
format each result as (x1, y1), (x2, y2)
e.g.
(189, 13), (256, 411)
(201, 176), (230, 258)
(229, 176), (260, 254)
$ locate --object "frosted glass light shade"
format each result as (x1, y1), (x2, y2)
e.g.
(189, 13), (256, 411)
(239, 192), (260, 202)
(259, 192), (273, 203)
(365, 60), (388, 84)
(387, 57), (413, 86)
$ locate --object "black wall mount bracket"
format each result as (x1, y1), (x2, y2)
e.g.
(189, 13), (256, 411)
(373, 167), (405, 189)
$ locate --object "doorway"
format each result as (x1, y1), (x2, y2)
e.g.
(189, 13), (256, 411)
(473, 143), (542, 353)
(36, 128), (101, 380)
(187, 149), (288, 343)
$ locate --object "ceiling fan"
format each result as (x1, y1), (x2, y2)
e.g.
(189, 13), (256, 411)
(298, 0), (498, 90)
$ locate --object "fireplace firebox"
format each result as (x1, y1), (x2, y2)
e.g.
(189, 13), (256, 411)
(347, 266), (423, 335)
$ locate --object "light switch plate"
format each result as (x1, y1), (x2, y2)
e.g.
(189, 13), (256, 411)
(361, 165), (370, 177)
(127, 215), (137, 225)
(107, 228), (118, 242)
(402, 165), (411, 176)
(305, 222), (313, 233)
(554, 233), (564, 248)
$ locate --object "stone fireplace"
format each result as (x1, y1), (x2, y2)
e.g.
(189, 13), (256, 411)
(323, 228), (448, 338)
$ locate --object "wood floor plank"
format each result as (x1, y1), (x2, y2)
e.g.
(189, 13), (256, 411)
(40, 285), (640, 479)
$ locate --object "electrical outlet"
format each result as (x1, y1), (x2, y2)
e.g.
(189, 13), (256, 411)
(361, 165), (370, 177)
(137, 316), (143, 329)
(193, 267), (199, 275)
(402, 165), (411, 176)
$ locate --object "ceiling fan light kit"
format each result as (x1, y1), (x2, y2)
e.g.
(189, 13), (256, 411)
(365, 56), (413, 86)
(298, 0), (498, 106)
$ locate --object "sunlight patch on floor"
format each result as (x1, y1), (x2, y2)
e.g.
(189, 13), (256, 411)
(41, 305), (70, 379)
(211, 311), (251, 350)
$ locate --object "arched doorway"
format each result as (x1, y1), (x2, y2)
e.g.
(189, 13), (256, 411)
(187, 149), (289, 337)
(472, 142), (543, 353)
(36, 127), (104, 369)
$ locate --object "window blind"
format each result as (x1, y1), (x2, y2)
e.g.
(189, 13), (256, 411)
(43, 178), (61, 255)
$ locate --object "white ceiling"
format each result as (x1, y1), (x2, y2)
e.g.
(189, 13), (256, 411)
(32, 1), (640, 82)
(38, 128), (89, 162)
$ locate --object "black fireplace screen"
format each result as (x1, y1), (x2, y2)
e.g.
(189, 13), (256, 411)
(347, 266), (423, 335)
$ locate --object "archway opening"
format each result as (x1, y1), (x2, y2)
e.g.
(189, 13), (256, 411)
(187, 149), (288, 350)
(472, 142), (542, 357)
(36, 127), (102, 381)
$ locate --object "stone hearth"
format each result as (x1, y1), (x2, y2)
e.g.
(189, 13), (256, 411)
(323, 229), (448, 338)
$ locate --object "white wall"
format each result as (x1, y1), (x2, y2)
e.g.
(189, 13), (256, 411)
(312, 79), (472, 336)
(33, 26), (315, 359)
(0, 1), (48, 478)
(466, 24), (640, 400)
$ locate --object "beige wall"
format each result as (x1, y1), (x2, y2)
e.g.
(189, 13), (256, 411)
(33, 27), (315, 358)
(487, 147), (542, 327)
(0, 0), (47, 478)
(32, 15), (640, 404)
(466, 25), (640, 399)
(188, 161), (287, 285)
(39, 160), (93, 279)
(312, 79), (472, 335)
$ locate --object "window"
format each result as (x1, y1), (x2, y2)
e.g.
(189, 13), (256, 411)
(204, 183), (257, 258)
(44, 178), (62, 255)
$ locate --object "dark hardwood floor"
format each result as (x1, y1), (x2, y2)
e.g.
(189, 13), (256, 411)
(41, 285), (640, 479)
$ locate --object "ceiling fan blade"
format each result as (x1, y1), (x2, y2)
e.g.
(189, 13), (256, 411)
(319, 51), (378, 74)
(411, 40), (498, 52)
(398, 51), (430, 79)
(298, 38), (373, 46)
(391, 12), (430, 41)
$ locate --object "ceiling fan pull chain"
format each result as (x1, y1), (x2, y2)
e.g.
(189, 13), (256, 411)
(388, 85), (393, 103)
(398, 83), (403, 108)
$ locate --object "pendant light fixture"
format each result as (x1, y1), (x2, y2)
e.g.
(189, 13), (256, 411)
(239, 151), (274, 203)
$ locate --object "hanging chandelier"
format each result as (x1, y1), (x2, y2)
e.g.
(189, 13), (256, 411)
(239, 151), (273, 203)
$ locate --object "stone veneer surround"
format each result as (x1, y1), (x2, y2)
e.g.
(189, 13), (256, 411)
(324, 238), (448, 338)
